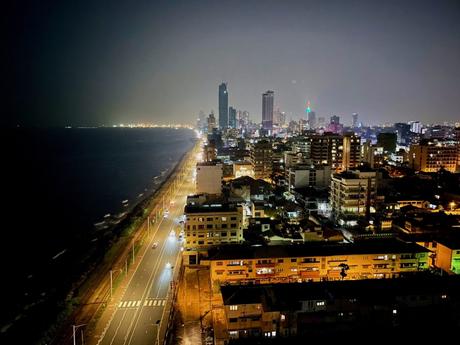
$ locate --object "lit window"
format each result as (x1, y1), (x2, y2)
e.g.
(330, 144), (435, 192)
(392, 309), (397, 315)
(230, 305), (238, 311)
(316, 301), (325, 306)
(441, 294), (447, 299)
(280, 314), (286, 321)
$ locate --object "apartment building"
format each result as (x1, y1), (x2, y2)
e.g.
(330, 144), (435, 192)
(436, 239), (460, 274)
(221, 276), (460, 341)
(196, 161), (223, 195)
(251, 140), (273, 180)
(287, 164), (331, 190)
(205, 240), (429, 285)
(184, 200), (244, 250)
(330, 169), (377, 220)
(409, 140), (459, 173)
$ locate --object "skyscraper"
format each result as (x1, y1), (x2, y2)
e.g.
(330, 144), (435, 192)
(207, 112), (216, 133)
(352, 113), (358, 128)
(262, 90), (274, 130)
(228, 106), (237, 129)
(308, 111), (316, 129)
(330, 115), (340, 125)
(218, 82), (228, 129)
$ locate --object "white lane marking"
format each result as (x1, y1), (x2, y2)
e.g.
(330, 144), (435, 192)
(149, 300), (153, 306)
(122, 301), (128, 308)
(119, 302), (123, 308)
(127, 301), (132, 307)
(162, 300), (165, 306)
(136, 300), (141, 307)
(153, 300), (158, 306)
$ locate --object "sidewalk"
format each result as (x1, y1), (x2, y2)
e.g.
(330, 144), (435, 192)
(173, 266), (213, 344)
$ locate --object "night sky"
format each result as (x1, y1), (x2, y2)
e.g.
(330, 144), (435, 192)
(4, 0), (460, 127)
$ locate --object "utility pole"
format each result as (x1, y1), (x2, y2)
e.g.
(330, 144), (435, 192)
(147, 216), (150, 236)
(110, 269), (113, 298)
(72, 324), (86, 345)
(132, 244), (135, 264)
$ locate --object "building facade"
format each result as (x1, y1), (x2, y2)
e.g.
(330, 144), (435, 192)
(251, 140), (273, 180)
(219, 83), (228, 129)
(184, 202), (244, 249)
(409, 141), (458, 173)
(262, 91), (274, 130)
(206, 241), (429, 285)
(330, 169), (377, 219)
(196, 162), (223, 195)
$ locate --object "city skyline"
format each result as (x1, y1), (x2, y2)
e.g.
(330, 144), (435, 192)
(4, 0), (460, 127)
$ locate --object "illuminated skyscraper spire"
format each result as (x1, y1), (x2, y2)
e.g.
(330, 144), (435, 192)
(306, 100), (312, 114)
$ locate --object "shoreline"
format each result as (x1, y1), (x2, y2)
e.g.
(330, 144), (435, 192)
(43, 137), (198, 345)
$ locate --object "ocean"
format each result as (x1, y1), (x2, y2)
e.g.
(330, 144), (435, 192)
(1, 127), (195, 342)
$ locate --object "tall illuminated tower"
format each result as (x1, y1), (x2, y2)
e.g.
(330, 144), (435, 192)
(218, 83), (228, 129)
(262, 90), (274, 130)
(306, 101), (316, 129)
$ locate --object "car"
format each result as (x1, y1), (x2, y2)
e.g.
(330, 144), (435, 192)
(152, 242), (158, 249)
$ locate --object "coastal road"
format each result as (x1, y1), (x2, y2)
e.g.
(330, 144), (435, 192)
(97, 164), (196, 345)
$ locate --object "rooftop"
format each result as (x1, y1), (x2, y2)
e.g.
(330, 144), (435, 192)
(208, 239), (429, 260)
(221, 275), (460, 308)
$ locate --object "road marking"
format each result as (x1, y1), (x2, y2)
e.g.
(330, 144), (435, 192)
(153, 300), (158, 306)
(127, 301), (132, 307)
(136, 300), (141, 307)
(162, 300), (166, 306)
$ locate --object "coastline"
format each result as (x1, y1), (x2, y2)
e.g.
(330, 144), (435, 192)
(40, 136), (198, 345)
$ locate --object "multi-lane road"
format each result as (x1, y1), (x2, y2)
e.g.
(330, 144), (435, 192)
(96, 158), (196, 345)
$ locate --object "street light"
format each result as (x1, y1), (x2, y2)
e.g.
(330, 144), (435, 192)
(110, 268), (123, 298)
(72, 323), (86, 345)
(154, 321), (161, 345)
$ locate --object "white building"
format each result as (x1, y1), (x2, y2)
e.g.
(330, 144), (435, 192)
(196, 162), (223, 195)
(288, 164), (331, 190)
(330, 169), (377, 220)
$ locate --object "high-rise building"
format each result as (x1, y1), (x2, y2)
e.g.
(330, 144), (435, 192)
(219, 82), (229, 129)
(308, 111), (316, 129)
(262, 91), (274, 130)
(293, 133), (361, 171)
(409, 121), (422, 134)
(327, 116), (343, 134)
(352, 113), (358, 128)
(238, 110), (250, 129)
(207, 112), (216, 133)
(409, 140), (458, 173)
(377, 133), (397, 153)
(330, 169), (377, 220)
(330, 115), (340, 125)
(342, 133), (361, 171)
(228, 106), (237, 129)
(251, 140), (273, 179)
(273, 108), (286, 127)
(394, 123), (411, 144)
(361, 140), (375, 168)
(207, 112), (217, 133)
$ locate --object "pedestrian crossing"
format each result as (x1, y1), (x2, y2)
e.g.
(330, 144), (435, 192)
(118, 298), (166, 309)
